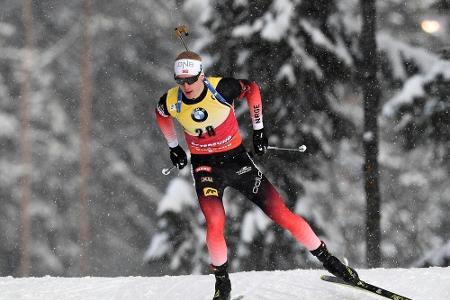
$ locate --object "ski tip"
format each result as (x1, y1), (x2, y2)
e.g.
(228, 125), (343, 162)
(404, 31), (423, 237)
(320, 274), (337, 281)
(320, 275), (351, 285)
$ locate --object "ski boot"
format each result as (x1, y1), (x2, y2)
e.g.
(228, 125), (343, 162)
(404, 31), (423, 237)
(211, 262), (231, 300)
(311, 241), (360, 285)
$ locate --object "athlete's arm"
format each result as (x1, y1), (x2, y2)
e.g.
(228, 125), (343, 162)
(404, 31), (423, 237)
(216, 77), (264, 130)
(239, 79), (264, 130)
(155, 94), (179, 148)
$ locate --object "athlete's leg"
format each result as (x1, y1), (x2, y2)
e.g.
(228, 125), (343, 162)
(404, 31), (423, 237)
(198, 195), (228, 266)
(226, 153), (359, 283)
(191, 156), (240, 299)
(229, 154), (321, 251)
(191, 161), (228, 266)
(230, 155), (359, 283)
(254, 178), (321, 250)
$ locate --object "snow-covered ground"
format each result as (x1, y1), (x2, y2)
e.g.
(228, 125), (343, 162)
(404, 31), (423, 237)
(1, 267), (449, 300)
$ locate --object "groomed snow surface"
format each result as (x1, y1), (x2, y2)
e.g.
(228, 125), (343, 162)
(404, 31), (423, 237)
(1, 267), (449, 300)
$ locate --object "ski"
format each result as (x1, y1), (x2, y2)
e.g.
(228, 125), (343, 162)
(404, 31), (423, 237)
(231, 296), (244, 300)
(321, 275), (413, 300)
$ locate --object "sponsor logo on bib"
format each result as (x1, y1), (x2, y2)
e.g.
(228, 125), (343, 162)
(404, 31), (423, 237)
(191, 107), (208, 122)
(203, 187), (219, 197)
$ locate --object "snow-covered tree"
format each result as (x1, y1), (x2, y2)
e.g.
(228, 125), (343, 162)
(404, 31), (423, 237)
(0, 0), (181, 276)
(377, 0), (450, 267)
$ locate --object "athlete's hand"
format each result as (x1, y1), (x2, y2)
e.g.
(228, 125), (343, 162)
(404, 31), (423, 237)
(169, 145), (187, 169)
(253, 129), (268, 155)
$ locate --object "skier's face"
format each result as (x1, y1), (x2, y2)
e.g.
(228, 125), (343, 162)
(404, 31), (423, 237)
(176, 73), (205, 99)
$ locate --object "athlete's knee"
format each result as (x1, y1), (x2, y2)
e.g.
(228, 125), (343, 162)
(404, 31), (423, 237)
(262, 188), (288, 214)
(206, 215), (225, 233)
(263, 194), (298, 226)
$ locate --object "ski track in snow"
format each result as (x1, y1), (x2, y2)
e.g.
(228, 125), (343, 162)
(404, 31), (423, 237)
(0, 268), (449, 300)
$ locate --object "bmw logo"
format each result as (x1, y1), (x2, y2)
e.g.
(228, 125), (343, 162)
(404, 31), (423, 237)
(191, 107), (208, 122)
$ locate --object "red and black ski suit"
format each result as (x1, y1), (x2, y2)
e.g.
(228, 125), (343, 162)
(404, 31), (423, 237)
(155, 77), (321, 266)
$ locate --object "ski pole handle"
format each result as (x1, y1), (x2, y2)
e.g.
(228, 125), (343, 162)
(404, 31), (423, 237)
(267, 145), (307, 152)
(162, 166), (176, 176)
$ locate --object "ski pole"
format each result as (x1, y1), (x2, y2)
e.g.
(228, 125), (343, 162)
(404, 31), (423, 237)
(162, 166), (176, 176)
(267, 145), (307, 152)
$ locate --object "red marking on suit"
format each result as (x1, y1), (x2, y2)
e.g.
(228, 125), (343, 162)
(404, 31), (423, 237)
(185, 110), (242, 154)
(195, 166), (213, 173)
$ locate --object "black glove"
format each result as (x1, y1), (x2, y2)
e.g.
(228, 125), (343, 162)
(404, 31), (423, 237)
(253, 128), (268, 155)
(169, 145), (187, 169)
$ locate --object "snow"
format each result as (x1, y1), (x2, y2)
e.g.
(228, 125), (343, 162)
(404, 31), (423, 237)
(0, 268), (448, 300)
(382, 60), (450, 117)
(143, 232), (169, 260)
(377, 32), (441, 80)
(183, 0), (210, 21)
(260, 0), (294, 42)
(363, 131), (374, 142)
(415, 241), (450, 267)
(299, 20), (353, 66)
(0, 112), (17, 137)
(232, 0), (294, 42)
(0, 22), (15, 36)
(240, 208), (271, 243)
(399, 172), (429, 187)
(156, 177), (197, 215)
(287, 36), (323, 78)
(276, 63), (296, 86)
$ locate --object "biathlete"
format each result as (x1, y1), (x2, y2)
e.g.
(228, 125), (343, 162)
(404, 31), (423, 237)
(155, 50), (359, 300)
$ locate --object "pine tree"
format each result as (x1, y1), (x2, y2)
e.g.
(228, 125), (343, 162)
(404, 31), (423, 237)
(0, 0), (179, 276)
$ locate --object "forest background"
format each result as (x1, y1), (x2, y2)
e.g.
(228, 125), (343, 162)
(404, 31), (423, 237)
(0, 0), (448, 277)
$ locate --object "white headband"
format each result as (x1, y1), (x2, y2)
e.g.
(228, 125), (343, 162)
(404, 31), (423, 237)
(174, 59), (203, 76)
